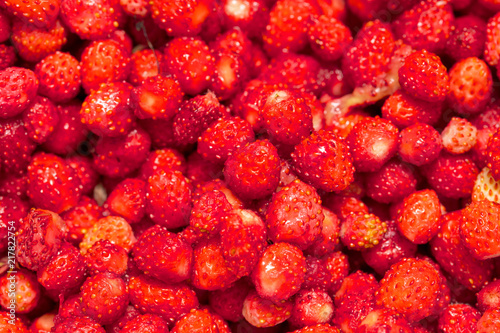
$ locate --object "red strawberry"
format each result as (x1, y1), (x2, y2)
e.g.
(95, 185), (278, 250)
(340, 212), (387, 250)
(221, 0), (269, 38)
(27, 153), (82, 213)
(289, 288), (334, 328)
(441, 117), (478, 155)
(307, 15), (352, 62)
(29, 312), (56, 333)
(334, 271), (379, 306)
(120, 314), (169, 333)
(128, 274), (199, 327)
(305, 208), (341, 258)
(162, 37), (215, 95)
(37, 242), (87, 293)
(16, 209), (67, 271)
(472, 166), (500, 204)
(477, 308), (500, 333)
(376, 257), (449, 322)
(127, 49), (162, 86)
(446, 15), (487, 62)
(52, 316), (104, 332)
(60, 0), (125, 40)
(0, 67), (38, 118)
(0, 268), (40, 314)
(171, 308), (219, 333)
(398, 122), (442, 166)
(105, 178), (146, 223)
(0, 10), (10, 43)
(66, 156), (99, 196)
(392, 0), (453, 53)
(241, 289), (293, 328)
(0, 117), (36, 172)
(251, 242), (306, 303)
(79, 216), (136, 254)
(323, 195), (369, 223)
(84, 239), (128, 276)
(0, 195), (28, 253)
(150, 0), (212, 37)
(302, 252), (350, 294)
(0, 44), (16, 70)
(357, 308), (413, 333)
(477, 279), (500, 311)
(21, 95), (59, 144)
(208, 278), (251, 322)
(346, 117), (399, 172)
(132, 225), (193, 283)
(61, 196), (103, 244)
(119, 0), (148, 17)
(438, 303), (481, 333)
(3, 0), (59, 28)
(80, 272), (128, 325)
(484, 12), (500, 67)
(224, 139), (281, 201)
(192, 179), (243, 209)
(289, 324), (340, 333)
(396, 189), (442, 244)
(398, 49), (449, 102)
(146, 169), (192, 229)
(131, 75), (183, 120)
(80, 40), (130, 94)
(211, 50), (249, 101)
(262, 0), (320, 56)
(486, 127), (500, 181)
(139, 149), (187, 180)
(342, 20), (396, 88)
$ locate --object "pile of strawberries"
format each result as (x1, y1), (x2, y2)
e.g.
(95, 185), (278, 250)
(3, 0), (500, 331)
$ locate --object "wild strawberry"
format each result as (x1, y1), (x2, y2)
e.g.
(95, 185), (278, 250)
(185, 152), (224, 187)
(437, 303), (481, 333)
(307, 15), (351, 62)
(61, 196), (103, 244)
(477, 308), (500, 333)
(93, 126), (151, 178)
(209, 308), (232, 333)
(162, 37), (215, 95)
(120, 314), (169, 333)
(0, 268), (40, 314)
(334, 271), (379, 307)
(84, 239), (128, 276)
(220, 209), (267, 278)
(0, 67), (38, 118)
(473, 167), (500, 203)
(477, 279), (500, 312)
(334, 283), (377, 331)
(131, 75), (183, 120)
(376, 257), (449, 322)
(342, 20), (396, 88)
(381, 90), (443, 129)
(224, 140), (280, 201)
(80, 272), (128, 325)
(340, 212), (387, 250)
(423, 152), (479, 199)
(486, 127), (500, 181)
(324, 195), (369, 223)
(81, 81), (135, 137)
(211, 50), (249, 101)
(191, 238), (238, 290)
(79, 216), (136, 255)
(105, 178), (146, 223)
(193, 179), (243, 209)
(289, 288), (334, 329)
(37, 242), (87, 294)
(252, 242), (306, 303)
(358, 308), (413, 333)
(446, 15), (487, 62)
(197, 116), (255, 165)
(484, 12), (500, 67)
(0, 195), (27, 253)
(346, 117), (399, 172)
(362, 220), (418, 275)
(305, 208), (341, 258)
(80, 40), (130, 93)
(302, 252), (349, 294)
(146, 169), (192, 229)
(241, 289), (293, 328)
(3, 0), (59, 28)
(52, 316), (105, 333)
(42, 101), (88, 156)
(0, 117), (36, 172)
(208, 278), (251, 322)
(60, 0), (125, 40)
(171, 308), (220, 333)
(0, 11), (10, 43)
(16, 209), (67, 271)
(173, 91), (228, 145)
(127, 49), (162, 86)
(262, 0), (320, 56)
(27, 153), (82, 213)
(66, 156), (99, 196)
(398, 49), (449, 102)
(289, 324), (340, 333)
(26, 45), (62, 85)
(392, 0), (453, 53)
(21, 96), (58, 144)
(139, 149), (187, 180)
(0, 44), (16, 70)
(441, 117), (478, 154)
(221, 0), (269, 38)
(266, 179), (323, 250)
(398, 122), (442, 166)
(29, 312), (56, 333)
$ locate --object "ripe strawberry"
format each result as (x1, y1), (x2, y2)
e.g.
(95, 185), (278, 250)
(398, 122), (442, 166)
(305, 208), (341, 258)
(192, 178), (243, 209)
(398, 49), (449, 102)
(359, 308), (414, 333)
(29, 312), (56, 333)
(21, 96), (59, 144)
(241, 289), (293, 328)
(460, 199), (500, 259)
(438, 303), (481, 333)
(224, 140), (280, 200)
(198, 116), (255, 165)
(66, 156), (99, 196)
(342, 20), (396, 88)
(139, 149), (187, 180)
(37, 242), (87, 293)
(127, 49), (162, 86)
(376, 257), (449, 322)
(0, 44), (16, 70)
(60, 0), (125, 40)
(441, 117), (478, 155)
(79, 216), (136, 255)
(27, 153), (82, 213)
(477, 279), (500, 311)
(0, 11), (10, 43)
(185, 152), (223, 188)
(61, 196), (103, 244)
(16, 209), (67, 271)
(289, 324), (340, 333)
(486, 127), (500, 181)
(80, 40), (130, 93)
(0, 268), (40, 314)
(252, 242), (306, 303)
(171, 308), (219, 333)
(302, 252), (349, 294)
(340, 212), (387, 250)
(289, 288), (334, 328)
(105, 178), (146, 223)
(334, 282), (377, 331)
(209, 309), (232, 333)
(3, 0), (59, 28)
(0, 67), (38, 118)
(146, 169), (192, 229)
(0, 195), (28, 253)
(52, 316), (105, 332)
(84, 239), (128, 276)
(162, 37), (215, 95)
(221, 0), (269, 38)
(307, 15), (352, 62)
(0, 117), (36, 172)
(120, 313), (169, 333)
(477, 308), (500, 333)
(208, 278), (251, 322)
(93, 126), (151, 178)
(324, 195), (369, 223)
(423, 152), (479, 199)
(473, 167), (500, 203)
(484, 12), (500, 67)
(381, 89), (443, 129)
(446, 15), (487, 62)
(211, 50), (249, 101)
(392, 0), (453, 53)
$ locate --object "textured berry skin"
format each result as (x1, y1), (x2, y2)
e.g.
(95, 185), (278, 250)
(52, 316), (105, 332)
(79, 216), (136, 255)
(120, 314), (169, 333)
(0, 44), (16, 71)
(3, 0), (59, 28)
(477, 308), (500, 333)
(0, 117), (36, 172)
(486, 127), (500, 181)
(438, 303), (481, 333)
(128, 274), (199, 327)
(211, 47), (250, 101)
(251, 242), (306, 303)
(266, 179), (323, 250)
(242, 289), (293, 328)
(289, 288), (334, 328)
(84, 239), (128, 276)
(208, 278), (251, 322)
(472, 167), (500, 204)
(224, 140), (280, 201)
(446, 15), (487, 62)
(61, 196), (103, 244)
(127, 49), (162, 86)
(305, 208), (341, 258)
(132, 225), (193, 283)
(431, 211), (494, 291)
(139, 148), (187, 180)
(441, 117), (477, 155)
(22, 96), (59, 144)
(376, 258), (449, 323)
(398, 122), (442, 166)
(484, 12), (500, 67)
(0, 67), (38, 118)
(0, 268), (40, 314)
(171, 308), (219, 333)
(357, 308), (413, 333)
(105, 178), (146, 223)
(146, 169), (192, 229)
(222, 0), (269, 38)
(460, 199), (500, 259)
(291, 129), (354, 193)
(340, 212), (387, 251)
(398, 49), (449, 102)
(477, 279), (500, 312)
(307, 15), (352, 62)
(302, 252), (349, 294)
(0, 195), (28, 253)
(289, 324), (340, 333)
